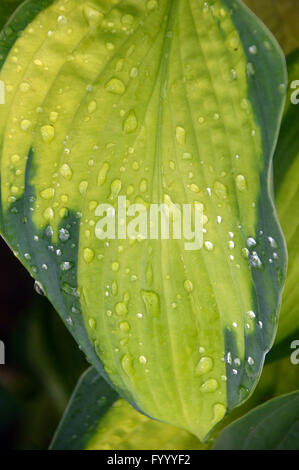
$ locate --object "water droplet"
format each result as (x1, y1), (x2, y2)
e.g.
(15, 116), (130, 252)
(230, 69), (237, 80)
(268, 236), (277, 248)
(176, 126), (186, 145)
(97, 162), (110, 185)
(11, 154), (20, 164)
(139, 355), (147, 365)
(213, 403), (226, 423)
(43, 207), (54, 220)
(130, 67), (138, 78)
(34, 281), (45, 296)
(123, 110), (138, 133)
(83, 248), (94, 264)
(195, 357), (213, 376)
(60, 163), (73, 180)
(201, 378), (219, 393)
(105, 78), (126, 95)
(57, 15), (67, 25)
(214, 181), (228, 199)
(235, 174), (247, 192)
(41, 125), (55, 143)
(110, 179), (122, 200)
(184, 280), (193, 293)
(190, 183), (200, 193)
(83, 5), (103, 26)
(20, 119), (32, 131)
(79, 180), (88, 195)
(116, 302), (128, 316)
(112, 280), (118, 296)
(147, 0), (158, 10)
(20, 82), (30, 92)
(40, 187), (55, 200)
(60, 261), (72, 271)
(249, 251), (262, 269)
(182, 152), (192, 160)
(247, 237), (256, 248)
(119, 321), (130, 332)
(112, 261), (120, 272)
(247, 356), (255, 366)
(247, 62), (255, 77)
(249, 45), (257, 55)
(88, 100), (97, 114)
(49, 111), (58, 123)
(121, 353), (134, 377)
(141, 290), (160, 317)
(204, 241), (214, 251)
(139, 179), (148, 193)
(59, 228), (70, 242)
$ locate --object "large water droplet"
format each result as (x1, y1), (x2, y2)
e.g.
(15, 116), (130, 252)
(105, 78), (126, 95)
(235, 174), (247, 192)
(200, 378), (219, 393)
(41, 125), (55, 143)
(195, 357), (213, 376)
(60, 163), (73, 180)
(83, 248), (94, 264)
(123, 110), (138, 133)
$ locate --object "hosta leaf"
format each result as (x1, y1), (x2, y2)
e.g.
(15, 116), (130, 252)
(51, 355), (299, 450)
(213, 390), (299, 450)
(0, 0), (287, 439)
(50, 367), (206, 450)
(244, 0), (299, 54)
(271, 48), (299, 357)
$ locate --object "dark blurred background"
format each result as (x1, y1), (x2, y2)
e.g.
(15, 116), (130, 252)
(0, 236), (87, 450)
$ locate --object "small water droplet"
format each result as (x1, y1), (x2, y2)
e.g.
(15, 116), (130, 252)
(34, 281), (45, 296)
(204, 241), (214, 251)
(139, 355), (147, 365)
(249, 45), (257, 55)
(60, 261), (73, 271)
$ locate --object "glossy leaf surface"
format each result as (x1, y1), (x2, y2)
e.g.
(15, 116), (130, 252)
(0, 0), (287, 439)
